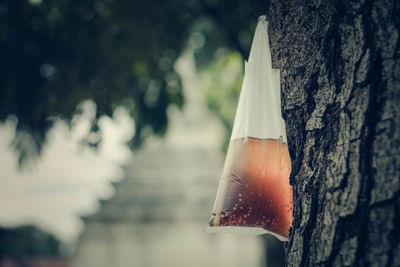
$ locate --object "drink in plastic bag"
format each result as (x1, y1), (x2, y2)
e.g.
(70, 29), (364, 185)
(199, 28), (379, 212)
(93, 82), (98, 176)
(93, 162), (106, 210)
(208, 137), (293, 241)
(208, 16), (293, 241)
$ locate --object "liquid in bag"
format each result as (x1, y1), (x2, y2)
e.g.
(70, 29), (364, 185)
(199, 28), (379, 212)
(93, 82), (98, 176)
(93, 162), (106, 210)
(208, 137), (292, 241)
(208, 16), (293, 241)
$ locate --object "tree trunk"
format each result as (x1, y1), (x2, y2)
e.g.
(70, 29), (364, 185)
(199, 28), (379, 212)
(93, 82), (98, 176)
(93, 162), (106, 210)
(268, 0), (400, 266)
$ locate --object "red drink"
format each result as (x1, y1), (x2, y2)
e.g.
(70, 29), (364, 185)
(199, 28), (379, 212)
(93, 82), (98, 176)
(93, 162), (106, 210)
(209, 137), (293, 239)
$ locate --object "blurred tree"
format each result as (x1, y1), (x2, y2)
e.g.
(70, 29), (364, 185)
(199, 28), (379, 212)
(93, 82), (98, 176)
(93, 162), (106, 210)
(0, 0), (268, 166)
(0, 224), (63, 259)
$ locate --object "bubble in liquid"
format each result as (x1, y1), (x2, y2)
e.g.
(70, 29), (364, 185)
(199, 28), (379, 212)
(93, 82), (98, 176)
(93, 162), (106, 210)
(209, 137), (293, 239)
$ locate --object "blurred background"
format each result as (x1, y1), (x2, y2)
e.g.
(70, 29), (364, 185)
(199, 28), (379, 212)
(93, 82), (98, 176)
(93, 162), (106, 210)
(0, 0), (285, 266)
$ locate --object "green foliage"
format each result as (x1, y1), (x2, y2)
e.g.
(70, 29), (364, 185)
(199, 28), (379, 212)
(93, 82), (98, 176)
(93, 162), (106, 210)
(0, 224), (62, 258)
(0, 0), (267, 166)
(200, 50), (244, 152)
(0, 0), (188, 166)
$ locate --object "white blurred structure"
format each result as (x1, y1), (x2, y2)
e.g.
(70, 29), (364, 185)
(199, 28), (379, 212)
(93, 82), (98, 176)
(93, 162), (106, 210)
(72, 51), (265, 267)
(0, 102), (133, 243)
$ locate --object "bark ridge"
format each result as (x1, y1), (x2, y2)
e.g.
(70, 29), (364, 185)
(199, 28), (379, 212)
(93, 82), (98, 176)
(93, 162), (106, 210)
(269, 0), (400, 266)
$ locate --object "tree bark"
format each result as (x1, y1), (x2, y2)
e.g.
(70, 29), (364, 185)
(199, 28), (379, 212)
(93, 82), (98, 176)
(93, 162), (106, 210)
(268, 0), (400, 266)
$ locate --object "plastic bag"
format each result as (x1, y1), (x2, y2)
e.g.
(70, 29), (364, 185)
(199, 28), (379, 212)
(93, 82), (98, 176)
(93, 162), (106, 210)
(208, 16), (293, 241)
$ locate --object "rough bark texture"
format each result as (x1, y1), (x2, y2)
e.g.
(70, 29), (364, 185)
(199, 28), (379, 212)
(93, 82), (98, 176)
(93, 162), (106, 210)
(268, 0), (400, 266)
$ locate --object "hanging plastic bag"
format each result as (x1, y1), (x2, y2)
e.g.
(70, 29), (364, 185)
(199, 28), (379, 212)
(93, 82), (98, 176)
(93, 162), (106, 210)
(208, 16), (293, 241)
